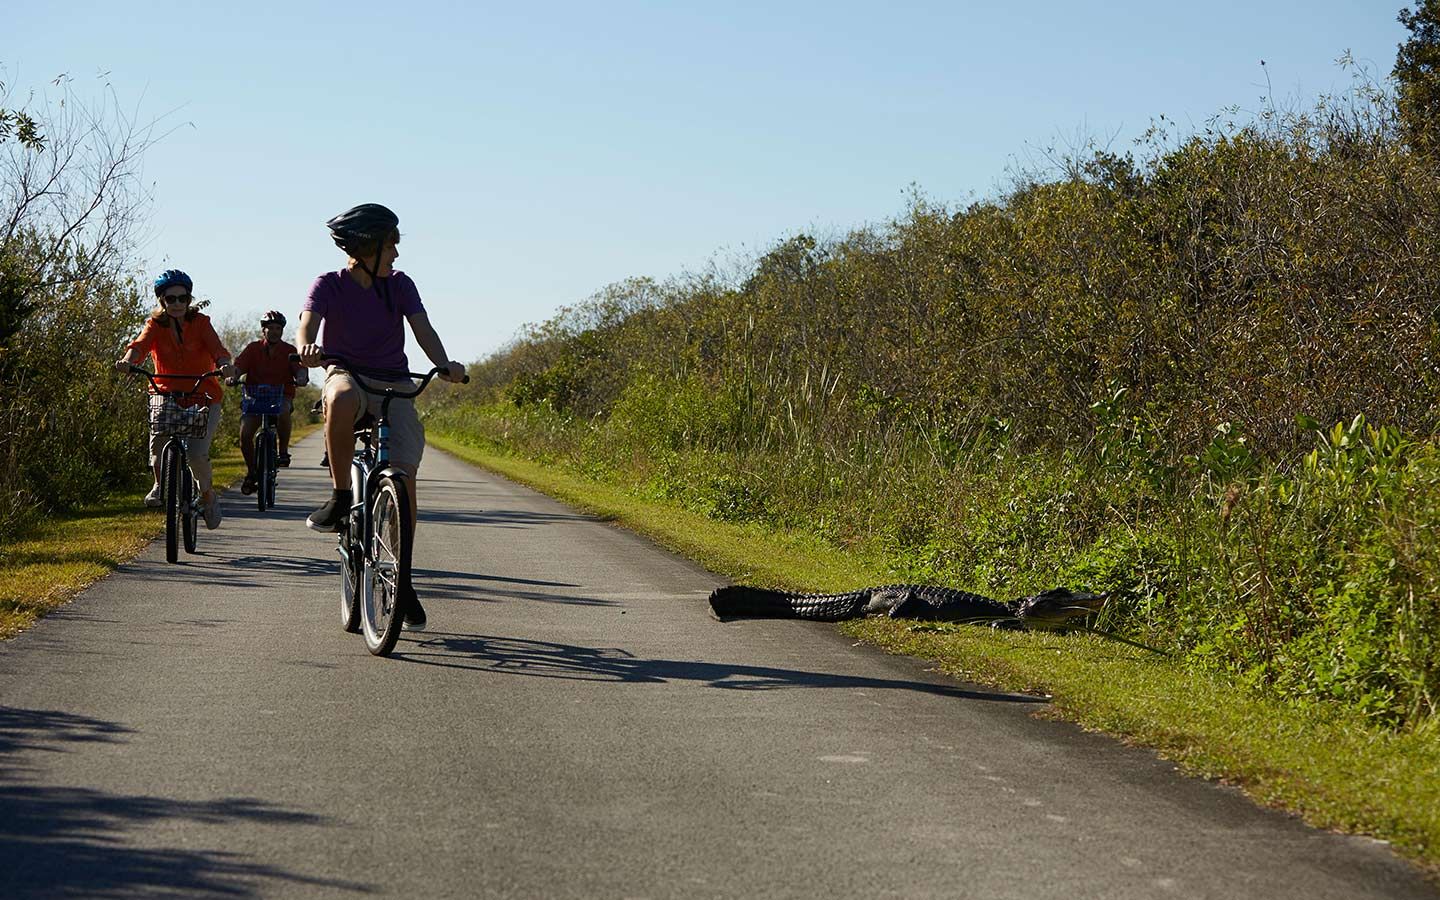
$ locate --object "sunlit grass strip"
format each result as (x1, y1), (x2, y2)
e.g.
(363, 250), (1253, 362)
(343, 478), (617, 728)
(429, 428), (1440, 875)
(0, 426), (316, 640)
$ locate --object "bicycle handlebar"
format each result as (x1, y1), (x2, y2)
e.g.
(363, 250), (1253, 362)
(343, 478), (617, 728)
(126, 364), (224, 396)
(226, 373), (307, 387)
(289, 352), (469, 398)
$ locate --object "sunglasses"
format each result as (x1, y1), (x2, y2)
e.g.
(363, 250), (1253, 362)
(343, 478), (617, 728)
(164, 293), (193, 304)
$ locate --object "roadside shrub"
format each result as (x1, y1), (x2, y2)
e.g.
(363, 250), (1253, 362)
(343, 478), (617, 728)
(422, 76), (1440, 729)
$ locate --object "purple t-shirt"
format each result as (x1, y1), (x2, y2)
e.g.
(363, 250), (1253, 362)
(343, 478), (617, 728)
(303, 269), (425, 372)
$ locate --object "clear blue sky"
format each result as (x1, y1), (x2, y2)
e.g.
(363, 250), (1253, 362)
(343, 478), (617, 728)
(5, 1), (1409, 362)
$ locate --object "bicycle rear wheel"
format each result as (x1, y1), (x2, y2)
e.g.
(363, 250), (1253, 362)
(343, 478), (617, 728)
(361, 476), (412, 656)
(181, 468), (198, 554)
(162, 442), (181, 563)
(254, 431), (268, 512)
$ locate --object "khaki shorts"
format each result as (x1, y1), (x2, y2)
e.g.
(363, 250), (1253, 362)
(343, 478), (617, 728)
(324, 367), (425, 468)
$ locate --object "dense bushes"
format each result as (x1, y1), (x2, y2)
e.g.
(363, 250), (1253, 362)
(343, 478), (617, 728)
(0, 256), (151, 531)
(426, 83), (1440, 728)
(0, 80), (251, 533)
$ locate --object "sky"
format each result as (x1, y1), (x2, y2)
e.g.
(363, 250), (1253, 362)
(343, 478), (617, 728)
(4, 1), (1411, 363)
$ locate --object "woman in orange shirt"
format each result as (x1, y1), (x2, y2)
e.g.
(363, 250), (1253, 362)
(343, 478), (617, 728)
(115, 270), (237, 529)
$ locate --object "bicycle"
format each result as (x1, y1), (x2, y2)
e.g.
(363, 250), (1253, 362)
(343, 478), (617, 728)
(127, 365), (222, 563)
(236, 380), (285, 512)
(297, 352), (467, 655)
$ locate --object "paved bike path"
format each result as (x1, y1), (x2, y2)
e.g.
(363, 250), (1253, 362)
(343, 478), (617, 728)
(0, 432), (1433, 899)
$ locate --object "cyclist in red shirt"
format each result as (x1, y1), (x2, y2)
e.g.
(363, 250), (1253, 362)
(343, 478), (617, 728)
(233, 310), (309, 495)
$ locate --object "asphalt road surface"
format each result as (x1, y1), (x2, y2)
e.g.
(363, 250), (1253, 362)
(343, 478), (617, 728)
(1, 432), (1434, 899)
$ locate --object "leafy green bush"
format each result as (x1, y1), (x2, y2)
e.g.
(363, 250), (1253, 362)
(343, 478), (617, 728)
(422, 75), (1440, 729)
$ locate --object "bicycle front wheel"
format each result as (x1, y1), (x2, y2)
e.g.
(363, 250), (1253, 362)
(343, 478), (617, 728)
(162, 442), (181, 564)
(181, 468), (198, 554)
(361, 476), (412, 656)
(339, 515), (361, 634)
(262, 429), (278, 509)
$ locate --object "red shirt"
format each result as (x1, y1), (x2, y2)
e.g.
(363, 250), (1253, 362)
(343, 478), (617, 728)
(235, 339), (303, 397)
(126, 313), (230, 406)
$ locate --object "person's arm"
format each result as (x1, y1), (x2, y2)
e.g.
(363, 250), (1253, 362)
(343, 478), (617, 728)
(231, 344), (254, 382)
(297, 310), (323, 367)
(215, 352), (236, 382)
(114, 320), (155, 372)
(201, 319), (237, 380)
(406, 310), (465, 382)
(288, 342), (310, 385)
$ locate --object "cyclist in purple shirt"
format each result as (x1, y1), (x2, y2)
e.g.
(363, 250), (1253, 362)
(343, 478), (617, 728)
(296, 203), (465, 630)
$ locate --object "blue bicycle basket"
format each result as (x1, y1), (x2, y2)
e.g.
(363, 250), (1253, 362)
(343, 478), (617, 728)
(240, 383), (286, 416)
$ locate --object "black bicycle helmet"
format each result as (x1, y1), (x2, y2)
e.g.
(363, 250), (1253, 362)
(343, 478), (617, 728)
(325, 203), (400, 310)
(260, 309), (286, 327)
(325, 203), (399, 256)
(153, 269), (193, 297)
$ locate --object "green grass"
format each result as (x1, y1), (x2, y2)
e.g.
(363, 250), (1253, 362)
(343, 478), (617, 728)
(428, 430), (1440, 877)
(0, 426), (315, 639)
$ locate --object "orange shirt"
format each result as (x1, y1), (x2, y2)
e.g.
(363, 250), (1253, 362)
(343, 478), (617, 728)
(126, 312), (230, 406)
(235, 339), (303, 397)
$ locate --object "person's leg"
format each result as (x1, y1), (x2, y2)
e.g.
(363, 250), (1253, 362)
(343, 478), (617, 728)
(239, 414), (259, 473)
(396, 463), (419, 530)
(188, 403), (222, 495)
(394, 458), (425, 628)
(385, 391), (426, 531)
(277, 399), (293, 457)
(311, 398), (329, 467)
(307, 370), (362, 532)
(146, 429), (165, 506)
(385, 392), (426, 628)
(324, 374), (362, 490)
(190, 403), (223, 529)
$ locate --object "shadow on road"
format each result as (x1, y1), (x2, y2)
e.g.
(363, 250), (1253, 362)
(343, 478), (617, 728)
(0, 706), (370, 899)
(418, 507), (606, 528)
(410, 568), (578, 590)
(394, 634), (1045, 704)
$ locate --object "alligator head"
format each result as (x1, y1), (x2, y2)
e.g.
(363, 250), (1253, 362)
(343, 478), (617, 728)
(1011, 588), (1107, 630)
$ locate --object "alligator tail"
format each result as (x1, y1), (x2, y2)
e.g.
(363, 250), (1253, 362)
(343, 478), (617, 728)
(708, 586), (868, 621)
(708, 585), (789, 618)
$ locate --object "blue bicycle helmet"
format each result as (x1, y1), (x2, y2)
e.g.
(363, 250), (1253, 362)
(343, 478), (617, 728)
(153, 269), (193, 297)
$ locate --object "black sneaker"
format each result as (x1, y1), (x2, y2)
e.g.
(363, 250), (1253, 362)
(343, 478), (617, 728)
(277, 453), (291, 468)
(306, 490), (351, 533)
(318, 453), (329, 468)
(241, 474), (258, 495)
(401, 585), (427, 631)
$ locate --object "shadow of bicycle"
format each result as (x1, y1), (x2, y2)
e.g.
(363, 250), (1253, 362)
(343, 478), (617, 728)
(393, 633), (1044, 704)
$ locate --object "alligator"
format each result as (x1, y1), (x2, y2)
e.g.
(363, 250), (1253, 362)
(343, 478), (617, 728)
(707, 584), (1106, 631)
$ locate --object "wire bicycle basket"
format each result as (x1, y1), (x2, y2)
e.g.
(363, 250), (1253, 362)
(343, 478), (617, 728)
(240, 383), (286, 416)
(149, 395), (209, 437)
